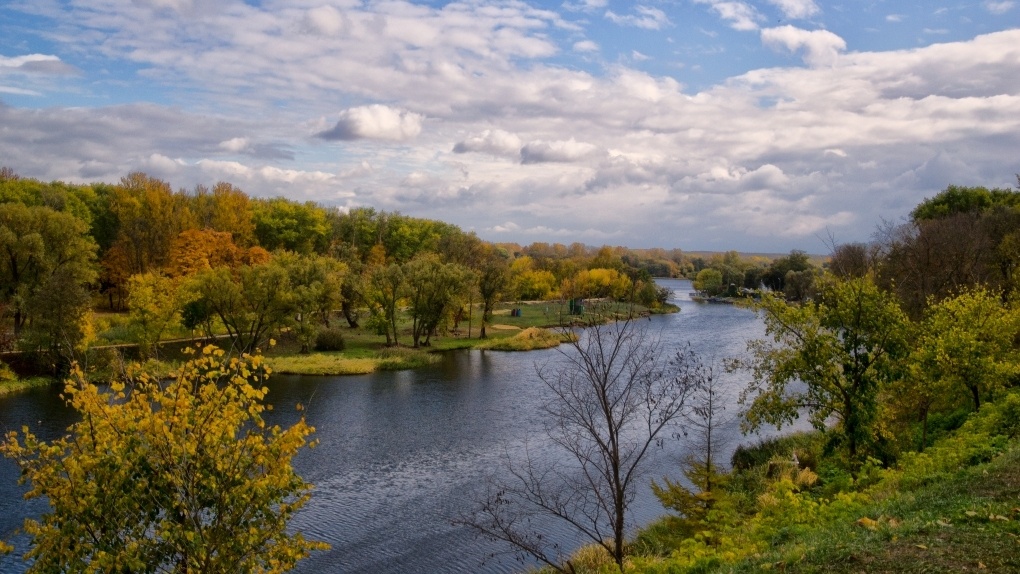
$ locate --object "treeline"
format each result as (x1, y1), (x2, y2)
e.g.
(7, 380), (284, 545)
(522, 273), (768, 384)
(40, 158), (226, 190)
(0, 169), (685, 368)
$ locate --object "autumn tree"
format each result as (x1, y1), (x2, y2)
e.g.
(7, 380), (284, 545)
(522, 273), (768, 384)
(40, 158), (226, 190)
(190, 181), (256, 245)
(126, 272), (187, 359)
(459, 319), (705, 572)
(166, 228), (243, 277)
(1, 346), (327, 572)
(109, 172), (196, 275)
(739, 276), (909, 464)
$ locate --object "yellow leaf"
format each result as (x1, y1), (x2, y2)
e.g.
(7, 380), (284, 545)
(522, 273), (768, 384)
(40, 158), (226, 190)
(856, 517), (879, 531)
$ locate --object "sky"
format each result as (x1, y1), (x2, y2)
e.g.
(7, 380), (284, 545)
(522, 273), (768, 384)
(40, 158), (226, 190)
(1, 1), (1019, 253)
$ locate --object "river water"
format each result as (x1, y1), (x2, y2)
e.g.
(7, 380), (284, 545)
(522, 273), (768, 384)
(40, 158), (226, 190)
(0, 279), (774, 573)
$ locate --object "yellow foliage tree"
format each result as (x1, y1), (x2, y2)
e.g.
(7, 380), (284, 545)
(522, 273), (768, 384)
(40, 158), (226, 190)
(1, 347), (327, 572)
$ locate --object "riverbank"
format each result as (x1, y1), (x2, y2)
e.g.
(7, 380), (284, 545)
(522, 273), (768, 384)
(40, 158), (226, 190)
(549, 391), (1020, 573)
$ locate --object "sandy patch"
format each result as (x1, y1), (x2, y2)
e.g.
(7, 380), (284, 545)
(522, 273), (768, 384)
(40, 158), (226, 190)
(488, 324), (522, 331)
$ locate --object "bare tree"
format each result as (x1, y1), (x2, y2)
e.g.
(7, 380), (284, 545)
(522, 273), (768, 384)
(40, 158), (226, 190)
(457, 318), (706, 572)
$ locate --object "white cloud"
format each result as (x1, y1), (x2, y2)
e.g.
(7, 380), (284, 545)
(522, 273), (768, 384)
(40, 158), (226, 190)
(218, 137), (250, 153)
(605, 6), (671, 30)
(695, 1), (762, 31)
(0, 53), (75, 75)
(453, 129), (523, 157)
(761, 25), (846, 67)
(573, 40), (599, 53)
(886, 14), (905, 22)
(520, 138), (600, 164)
(302, 5), (349, 36)
(317, 105), (424, 141)
(984, 1), (1015, 15)
(766, 0), (820, 20)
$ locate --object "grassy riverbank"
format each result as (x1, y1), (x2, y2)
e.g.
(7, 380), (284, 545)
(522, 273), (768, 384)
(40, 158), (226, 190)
(548, 391), (1020, 573)
(8, 300), (672, 381)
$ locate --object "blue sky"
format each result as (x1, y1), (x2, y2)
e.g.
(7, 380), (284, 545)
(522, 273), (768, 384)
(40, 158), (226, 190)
(1, 0), (1018, 252)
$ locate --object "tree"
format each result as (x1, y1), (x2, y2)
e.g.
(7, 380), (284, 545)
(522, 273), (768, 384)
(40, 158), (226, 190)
(366, 263), (405, 346)
(475, 245), (510, 339)
(402, 254), (468, 347)
(693, 268), (723, 296)
(190, 181), (256, 246)
(165, 228), (243, 278)
(458, 319), (705, 572)
(651, 362), (735, 537)
(190, 262), (293, 355)
(126, 272), (187, 359)
(0, 203), (97, 341)
(739, 276), (908, 464)
(908, 287), (1020, 414)
(762, 250), (812, 294)
(277, 252), (347, 353)
(252, 197), (329, 254)
(0, 346), (327, 572)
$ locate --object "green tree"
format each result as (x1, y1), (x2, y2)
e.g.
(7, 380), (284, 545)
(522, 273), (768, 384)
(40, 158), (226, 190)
(190, 262), (293, 355)
(366, 263), (405, 346)
(0, 203), (97, 341)
(475, 245), (510, 339)
(740, 277), (908, 464)
(693, 268), (724, 296)
(909, 287), (1020, 413)
(402, 254), (468, 347)
(277, 252), (347, 353)
(127, 272), (187, 359)
(1, 346), (327, 572)
(252, 198), (329, 255)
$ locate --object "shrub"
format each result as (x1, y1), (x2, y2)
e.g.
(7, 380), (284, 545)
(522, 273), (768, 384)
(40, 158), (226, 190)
(314, 327), (346, 352)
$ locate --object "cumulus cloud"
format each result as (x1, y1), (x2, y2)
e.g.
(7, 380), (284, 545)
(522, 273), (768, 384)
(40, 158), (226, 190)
(694, 1), (761, 31)
(317, 105), (424, 142)
(605, 6), (671, 30)
(766, 0), (820, 19)
(573, 40), (599, 53)
(520, 138), (600, 164)
(761, 25), (846, 67)
(984, 1), (1015, 14)
(452, 129), (523, 157)
(302, 5), (349, 36)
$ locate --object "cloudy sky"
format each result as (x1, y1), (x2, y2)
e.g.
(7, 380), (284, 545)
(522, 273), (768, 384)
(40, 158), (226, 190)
(2, 1), (1018, 252)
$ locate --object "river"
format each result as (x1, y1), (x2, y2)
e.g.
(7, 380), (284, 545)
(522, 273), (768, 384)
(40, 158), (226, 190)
(0, 279), (773, 573)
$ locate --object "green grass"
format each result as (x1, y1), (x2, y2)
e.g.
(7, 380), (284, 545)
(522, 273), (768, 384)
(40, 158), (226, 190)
(476, 327), (571, 351)
(732, 446), (1020, 573)
(620, 393), (1020, 574)
(0, 376), (52, 396)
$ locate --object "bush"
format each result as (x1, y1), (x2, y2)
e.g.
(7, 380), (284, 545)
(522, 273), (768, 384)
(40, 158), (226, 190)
(314, 327), (346, 352)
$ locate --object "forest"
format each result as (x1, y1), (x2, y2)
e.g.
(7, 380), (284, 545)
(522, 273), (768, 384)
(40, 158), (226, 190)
(0, 167), (696, 379)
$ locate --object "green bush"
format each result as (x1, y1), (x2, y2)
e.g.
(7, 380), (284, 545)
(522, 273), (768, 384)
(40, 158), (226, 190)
(313, 328), (346, 352)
